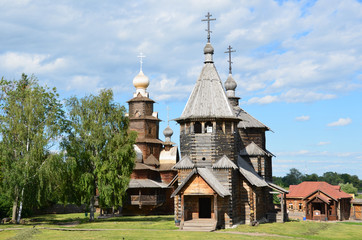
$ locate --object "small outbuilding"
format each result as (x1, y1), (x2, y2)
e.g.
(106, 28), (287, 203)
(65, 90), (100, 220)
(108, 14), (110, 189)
(286, 181), (352, 221)
(351, 199), (362, 220)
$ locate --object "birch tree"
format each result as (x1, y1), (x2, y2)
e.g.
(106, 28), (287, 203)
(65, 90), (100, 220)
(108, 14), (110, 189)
(0, 74), (66, 222)
(63, 89), (136, 221)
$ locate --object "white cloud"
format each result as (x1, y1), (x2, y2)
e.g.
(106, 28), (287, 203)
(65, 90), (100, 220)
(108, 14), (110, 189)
(247, 89), (336, 104)
(296, 115), (310, 121)
(327, 118), (352, 127)
(148, 74), (194, 101)
(317, 141), (330, 146)
(248, 95), (279, 104)
(66, 75), (102, 93)
(0, 52), (66, 74)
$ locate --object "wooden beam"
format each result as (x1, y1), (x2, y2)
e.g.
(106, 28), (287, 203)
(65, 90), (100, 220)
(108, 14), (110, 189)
(181, 194), (185, 222)
(214, 194), (218, 222)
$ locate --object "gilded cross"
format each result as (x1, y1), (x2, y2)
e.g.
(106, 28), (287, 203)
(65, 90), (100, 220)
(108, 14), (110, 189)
(137, 52), (146, 71)
(201, 12), (216, 43)
(225, 45), (236, 74)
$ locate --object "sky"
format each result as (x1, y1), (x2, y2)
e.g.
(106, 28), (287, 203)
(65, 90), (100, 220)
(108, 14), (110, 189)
(1, 0), (361, 178)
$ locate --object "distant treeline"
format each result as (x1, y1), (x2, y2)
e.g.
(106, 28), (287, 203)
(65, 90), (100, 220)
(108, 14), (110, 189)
(273, 168), (362, 193)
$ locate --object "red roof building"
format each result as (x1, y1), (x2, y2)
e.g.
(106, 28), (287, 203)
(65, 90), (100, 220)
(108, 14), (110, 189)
(286, 182), (352, 221)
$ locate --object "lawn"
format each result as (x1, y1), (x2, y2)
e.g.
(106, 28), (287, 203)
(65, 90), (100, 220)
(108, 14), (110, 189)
(0, 214), (361, 240)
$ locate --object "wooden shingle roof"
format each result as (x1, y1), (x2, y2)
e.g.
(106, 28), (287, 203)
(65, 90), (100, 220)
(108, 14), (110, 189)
(128, 179), (168, 189)
(212, 155), (237, 169)
(240, 142), (274, 157)
(234, 106), (270, 130)
(171, 168), (231, 198)
(237, 155), (268, 187)
(176, 56), (236, 121)
(172, 155), (194, 169)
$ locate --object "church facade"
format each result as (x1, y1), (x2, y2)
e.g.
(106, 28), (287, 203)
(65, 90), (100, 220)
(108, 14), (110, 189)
(171, 14), (287, 230)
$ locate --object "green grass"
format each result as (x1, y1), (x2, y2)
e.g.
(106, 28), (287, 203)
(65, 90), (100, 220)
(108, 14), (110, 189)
(222, 221), (362, 239)
(1, 214), (361, 239)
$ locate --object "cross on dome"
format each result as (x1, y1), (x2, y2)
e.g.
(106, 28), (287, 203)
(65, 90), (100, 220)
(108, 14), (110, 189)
(137, 52), (146, 71)
(225, 45), (236, 74)
(201, 12), (216, 43)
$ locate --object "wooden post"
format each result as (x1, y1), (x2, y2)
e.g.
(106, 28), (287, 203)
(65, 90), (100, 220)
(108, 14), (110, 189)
(280, 192), (284, 222)
(181, 194), (185, 223)
(214, 194), (218, 222)
(201, 122), (205, 133)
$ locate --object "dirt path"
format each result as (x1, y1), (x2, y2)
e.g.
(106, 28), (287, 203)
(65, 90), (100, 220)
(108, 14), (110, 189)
(1, 226), (307, 239)
(216, 231), (307, 239)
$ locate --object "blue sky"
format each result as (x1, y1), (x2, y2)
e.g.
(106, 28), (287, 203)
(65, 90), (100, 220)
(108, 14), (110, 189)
(1, 0), (361, 178)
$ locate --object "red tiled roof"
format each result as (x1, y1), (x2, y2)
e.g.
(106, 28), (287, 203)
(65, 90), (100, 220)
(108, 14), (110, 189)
(307, 194), (331, 204)
(286, 181), (352, 200)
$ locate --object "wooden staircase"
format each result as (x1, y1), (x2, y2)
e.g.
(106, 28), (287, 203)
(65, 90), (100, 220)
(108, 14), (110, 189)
(181, 219), (217, 232)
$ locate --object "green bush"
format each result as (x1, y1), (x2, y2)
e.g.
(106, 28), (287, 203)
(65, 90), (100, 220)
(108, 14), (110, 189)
(0, 194), (12, 218)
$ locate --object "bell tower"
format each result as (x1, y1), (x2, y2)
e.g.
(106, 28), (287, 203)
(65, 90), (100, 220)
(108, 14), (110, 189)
(127, 54), (163, 161)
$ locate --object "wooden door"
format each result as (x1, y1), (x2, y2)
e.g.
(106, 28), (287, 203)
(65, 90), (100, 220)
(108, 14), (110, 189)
(355, 205), (362, 220)
(199, 197), (211, 218)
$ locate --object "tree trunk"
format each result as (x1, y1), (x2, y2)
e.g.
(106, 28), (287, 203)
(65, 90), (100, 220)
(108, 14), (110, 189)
(17, 187), (24, 223)
(11, 195), (18, 222)
(89, 196), (95, 222)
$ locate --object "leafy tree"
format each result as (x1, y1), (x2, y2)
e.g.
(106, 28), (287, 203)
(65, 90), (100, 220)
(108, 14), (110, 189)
(272, 176), (286, 188)
(322, 172), (343, 185)
(339, 182), (358, 195)
(282, 168), (304, 186)
(63, 89), (136, 221)
(0, 74), (66, 222)
(302, 173), (320, 182)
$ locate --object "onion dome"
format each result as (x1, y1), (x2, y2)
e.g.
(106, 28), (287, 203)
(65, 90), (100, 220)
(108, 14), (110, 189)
(133, 70), (150, 89)
(225, 74), (237, 98)
(204, 42), (214, 54)
(163, 125), (173, 142)
(204, 43), (214, 63)
(225, 74), (237, 91)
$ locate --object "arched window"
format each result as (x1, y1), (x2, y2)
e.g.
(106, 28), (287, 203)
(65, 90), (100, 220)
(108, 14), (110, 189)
(194, 121), (202, 133)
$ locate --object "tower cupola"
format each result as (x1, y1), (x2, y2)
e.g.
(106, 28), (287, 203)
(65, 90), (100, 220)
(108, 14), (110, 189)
(133, 52), (150, 97)
(163, 125), (173, 143)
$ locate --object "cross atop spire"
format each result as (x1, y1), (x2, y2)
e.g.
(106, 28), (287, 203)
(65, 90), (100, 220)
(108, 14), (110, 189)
(201, 12), (216, 43)
(166, 106), (170, 125)
(225, 45), (236, 74)
(137, 52), (146, 71)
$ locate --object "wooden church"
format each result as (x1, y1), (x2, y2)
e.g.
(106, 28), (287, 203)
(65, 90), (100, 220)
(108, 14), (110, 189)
(121, 57), (179, 215)
(171, 13), (288, 230)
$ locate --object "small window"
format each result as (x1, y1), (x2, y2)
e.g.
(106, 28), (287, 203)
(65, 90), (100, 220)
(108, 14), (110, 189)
(194, 122), (202, 133)
(225, 122), (231, 134)
(216, 122), (223, 132)
(205, 121), (213, 133)
(202, 157), (206, 161)
(289, 203), (293, 209)
(299, 203), (302, 210)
